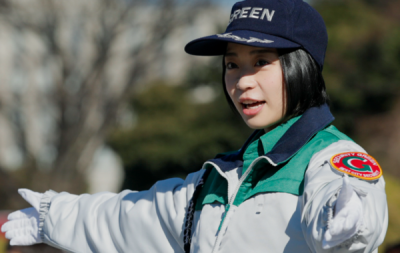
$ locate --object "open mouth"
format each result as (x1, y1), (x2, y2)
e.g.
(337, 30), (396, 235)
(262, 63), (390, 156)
(241, 101), (265, 109)
(240, 100), (266, 116)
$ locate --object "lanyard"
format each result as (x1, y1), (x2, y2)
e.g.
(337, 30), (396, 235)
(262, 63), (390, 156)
(183, 168), (212, 253)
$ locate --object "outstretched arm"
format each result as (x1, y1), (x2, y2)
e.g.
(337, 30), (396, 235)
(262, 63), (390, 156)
(2, 170), (205, 253)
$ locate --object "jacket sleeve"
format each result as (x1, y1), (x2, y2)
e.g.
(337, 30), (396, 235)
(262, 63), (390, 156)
(38, 170), (205, 253)
(300, 140), (388, 253)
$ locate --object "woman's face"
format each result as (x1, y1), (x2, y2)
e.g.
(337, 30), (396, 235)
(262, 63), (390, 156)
(224, 43), (286, 131)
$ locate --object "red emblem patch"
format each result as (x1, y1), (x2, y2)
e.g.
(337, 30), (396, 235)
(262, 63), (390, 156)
(330, 152), (382, 180)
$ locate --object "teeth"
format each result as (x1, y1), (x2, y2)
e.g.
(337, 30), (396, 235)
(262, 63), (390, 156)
(246, 103), (262, 109)
(242, 101), (264, 109)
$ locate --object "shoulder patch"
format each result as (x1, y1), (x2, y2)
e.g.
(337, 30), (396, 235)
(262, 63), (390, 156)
(330, 152), (382, 180)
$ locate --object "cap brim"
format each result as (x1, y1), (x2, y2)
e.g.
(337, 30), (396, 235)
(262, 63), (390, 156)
(185, 30), (301, 56)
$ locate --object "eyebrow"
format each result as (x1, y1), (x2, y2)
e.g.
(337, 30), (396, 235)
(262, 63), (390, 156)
(225, 49), (276, 57)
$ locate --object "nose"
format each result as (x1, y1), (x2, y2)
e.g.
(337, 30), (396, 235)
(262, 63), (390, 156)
(236, 72), (257, 91)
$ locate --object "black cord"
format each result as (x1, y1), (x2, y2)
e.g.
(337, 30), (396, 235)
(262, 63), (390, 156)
(183, 168), (212, 253)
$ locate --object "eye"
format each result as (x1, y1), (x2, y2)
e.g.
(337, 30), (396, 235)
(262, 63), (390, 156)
(255, 59), (269, 67)
(226, 62), (238, 69)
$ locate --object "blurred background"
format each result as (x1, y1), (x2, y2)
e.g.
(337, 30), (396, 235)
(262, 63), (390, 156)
(0, 0), (399, 252)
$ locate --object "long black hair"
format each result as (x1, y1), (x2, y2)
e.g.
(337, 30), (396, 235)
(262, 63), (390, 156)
(222, 48), (329, 119)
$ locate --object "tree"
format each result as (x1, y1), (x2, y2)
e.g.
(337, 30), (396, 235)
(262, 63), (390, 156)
(0, 0), (212, 209)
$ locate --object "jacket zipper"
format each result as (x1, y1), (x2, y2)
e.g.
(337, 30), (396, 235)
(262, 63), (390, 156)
(210, 155), (276, 253)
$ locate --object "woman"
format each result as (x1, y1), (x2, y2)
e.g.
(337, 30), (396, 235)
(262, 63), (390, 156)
(1, 0), (388, 252)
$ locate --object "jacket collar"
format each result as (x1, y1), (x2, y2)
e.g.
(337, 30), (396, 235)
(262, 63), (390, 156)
(264, 103), (334, 165)
(209, 103), (334, 171)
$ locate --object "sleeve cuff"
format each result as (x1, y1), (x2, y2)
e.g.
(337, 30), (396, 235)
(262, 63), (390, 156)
(38, 190), (58, 241)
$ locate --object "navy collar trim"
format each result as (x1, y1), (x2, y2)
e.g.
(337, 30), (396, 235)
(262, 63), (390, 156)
(208, 103), (334, 170)
(266, 103), (334, 165)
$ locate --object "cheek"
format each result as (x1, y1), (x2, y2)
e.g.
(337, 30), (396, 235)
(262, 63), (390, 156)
(260, 73), (285, 109)
(273, 81), (285, 109)
(224, 75), (236, 97)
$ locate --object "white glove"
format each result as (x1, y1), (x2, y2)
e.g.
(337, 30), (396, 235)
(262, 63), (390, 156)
(322, 175), (363, 249)
(1, 189), (44, 246)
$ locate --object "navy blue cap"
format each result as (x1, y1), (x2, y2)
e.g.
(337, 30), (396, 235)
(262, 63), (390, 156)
(185, 0), (328, 70)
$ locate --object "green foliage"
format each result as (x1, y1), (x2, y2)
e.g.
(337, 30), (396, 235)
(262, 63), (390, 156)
(314, 0), (400, 135)
(108, 57), (252, 190)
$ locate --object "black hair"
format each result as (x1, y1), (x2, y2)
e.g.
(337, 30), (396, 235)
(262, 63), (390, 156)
(222, 48), (329, 119)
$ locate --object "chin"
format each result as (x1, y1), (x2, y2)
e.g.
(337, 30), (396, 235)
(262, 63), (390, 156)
(243, 116), (283, 131)
(244, 119), (273, 130)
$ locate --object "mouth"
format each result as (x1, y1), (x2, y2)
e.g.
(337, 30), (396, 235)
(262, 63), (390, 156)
(241, 101), (265, 109)
(240, 100), (266, 116)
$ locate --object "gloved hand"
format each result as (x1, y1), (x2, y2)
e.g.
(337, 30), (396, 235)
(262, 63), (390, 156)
(1, 189), (44, 246)
(322, 175), (363, 249)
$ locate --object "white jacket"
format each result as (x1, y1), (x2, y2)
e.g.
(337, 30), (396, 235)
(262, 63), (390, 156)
(38, 106), (388, 253)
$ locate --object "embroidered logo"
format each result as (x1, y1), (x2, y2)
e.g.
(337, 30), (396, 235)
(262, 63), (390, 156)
(216, 33), (274, 44)
(330, 152), (382, 180)
(229, 7), (275, 24)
